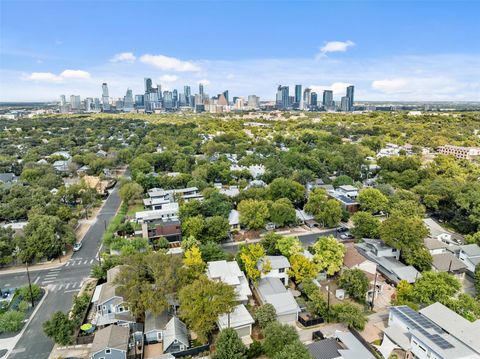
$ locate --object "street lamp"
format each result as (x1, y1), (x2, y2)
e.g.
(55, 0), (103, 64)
(326, 284), (330, 323)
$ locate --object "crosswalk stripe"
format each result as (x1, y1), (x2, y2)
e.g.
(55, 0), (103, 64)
(90, 259), (94, 264)
(65, 262), (70, 267)
(83, 260), (88, 264)
(65, 283), (70, 289)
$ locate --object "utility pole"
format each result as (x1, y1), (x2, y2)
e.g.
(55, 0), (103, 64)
(25, 262), (35, 308)
(371, 271), (378, 311)
(326, 284), (330, 323)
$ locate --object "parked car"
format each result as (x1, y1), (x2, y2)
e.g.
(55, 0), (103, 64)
(340, 233), (354, 239)
(336, 226), (348, 233)
(73, 242), (83, 252)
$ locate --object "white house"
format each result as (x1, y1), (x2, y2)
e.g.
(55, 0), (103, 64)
(336, 185), (359, 199)
(457, 244), (480, 274)
(207, 260), (252, 303)
(135, 203), (179, 224)
(256, 277), (300, 323)
(257, 255), (290, 286)
(217, 304), (254, 339)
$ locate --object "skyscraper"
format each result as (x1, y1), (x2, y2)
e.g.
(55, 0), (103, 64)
(310, 92), (318, 108)
(144, 78), (153, 93)
(123, 89), (134, 112)
(102, 83), (110, 111)
(70, 95), (81, 110)
(134, 95), (144, 108)
(303, 88), (311, 109)
(247, 95), (260, 109)
(346, 85), (354, 111)
(222, 90), (229, 104)
(60, 95), (66, 106)
(276, 85), (289, 110)
(294, 85), (302, 109)
(172, 89), (178, 108)
(184, 86), (191, 106)
(323, 90), (333, 109)
(340, 96), (349, 112)
(199, 83), (204, 97)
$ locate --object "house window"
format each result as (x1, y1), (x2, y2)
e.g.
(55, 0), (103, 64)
(105, 349), (111, 354)
(118, 306), (124, 313)
(279, 268), (285, 273)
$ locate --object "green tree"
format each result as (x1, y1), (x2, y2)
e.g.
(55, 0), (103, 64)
(213, 328), (247, 359)
(475, 264), (480, 298)
(182, 215), (205, 240)
(240, 243), (270, 282)
(119, 181), (143, 204)
(204, 216), (230, 243)
(274, 340), (313, 359)
(42, 311), (75, 345)
(275, 236), (302, 258)
(269, 198), (296, 227)
(254, 303), (277, 329)
(0, 226), (16, 265)
(260, 232), (282, 255)
(358, 188), (389, 214)
(411, 271), (461, 306)
(184, 245), (205, 270)
(351, 211), (381, 238)
(130, 157), (151, 177)
(465, 232), (480, 246)
(312, 236), (346, 275)
(269, 178), (305, 204)
(445, 293), (480, 321)
(0, 310), (25, 333)
(304, 189), (342, 227)
(19, 214), (75, 263)
(262, 322), (300, 358)
(338, 269), (369, 302)
(238, 199), (270, 230)
(16, 284), (42, 301)
(288, 254), (319, 283)
(331, 302), (367, 330)
(199, 241), (227, 262)
(115, 252), (184, 316)
(179, 276), (236, 342)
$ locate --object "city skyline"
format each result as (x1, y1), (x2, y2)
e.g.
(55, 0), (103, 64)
(1, 1), (480, 102)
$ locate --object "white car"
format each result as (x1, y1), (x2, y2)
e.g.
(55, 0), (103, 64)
(73, 242), (83, 252)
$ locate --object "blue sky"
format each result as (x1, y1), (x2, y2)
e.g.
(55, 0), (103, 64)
(1, 0), (479, 101)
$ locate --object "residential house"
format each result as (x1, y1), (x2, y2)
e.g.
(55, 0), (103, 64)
(424, 238), (451, 255)
(135, 203), (179, 224)
(206, 260), (252, 303)
(336, 185), (359, 199)
(92, 282), (135, 327)
(431, 252), (467, 278)
(96, 150), (108, 157)
(217, 304), (255, 339)
(143, 187), (202, 210)
(457, 244), (480, 276)
(423, 218), (463, 245)
(90, 325), (130, 359)
(307, 330), (375, 359)
(295, 209), (319, 228)
(0, 173), (17, 185)
(356, 239), (420, 284)
(228, 209), (240, 231)
(141, 219), (182, 243)
(144, 310), (189, 354)
(52, 159), (72, 173)
(381, 304), (480, 359)
(256, 277), (300, 323)
(257, 255), (290, 286)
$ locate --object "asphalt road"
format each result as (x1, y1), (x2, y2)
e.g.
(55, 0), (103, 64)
(1, 184), (121, 359)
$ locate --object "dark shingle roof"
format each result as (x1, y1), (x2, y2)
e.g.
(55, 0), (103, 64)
(307, 338), (341, 359)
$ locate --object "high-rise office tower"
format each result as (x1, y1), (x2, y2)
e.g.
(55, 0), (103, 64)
(222, 90), (229, 104)
(144, 78), (153, 93)
(303, 88), (312, 109)
(323, 90), (333, 109)
(310, 92), (318, 108)
(134, 95), (144, 108)
(172, 89), (178, 108)
(346, 85), (354, 111)
(199, 83), (204, 97)
(101, 83), (110, 111)
(60, 95), (66, 106)
(94, 98), (101, 110)
(340, 96), (349, 112)
(184, 86), (191, 106)
(276, 85), (289, 110)
(163, 91), (174, 110)
(70, 95), (81, 110)
(157, 84), (162, 102)
(294, 85), (302, 108)
(247, 95), (260, 109)
(85, 97), (93, 112)
(123, 89), (134, 112)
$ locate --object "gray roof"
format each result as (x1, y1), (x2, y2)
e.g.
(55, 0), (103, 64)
(257, 255), (290, 271)
(459, 244), (480, 257)
(0, 173), (16, 183)
(217, 304), (254, 330)
(424, 238), (449, 251)
(336, 331), (375, 359)
(307, 338), (341, 359)
(144, 310), (170, 334)
(90, 325), (129, 355)
(431, 253), (467, 272)
(420, 302), (480, 354)
(164, 317), (189, 352)
(256, 277), (300, 316)
(97, 282), (123, 305)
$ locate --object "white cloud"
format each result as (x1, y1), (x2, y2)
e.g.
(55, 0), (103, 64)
(159, 74), (178, 82)
(110, 52), (136, 63)
(317, 40), (355, 58)
(25, 72), (62, 83)
(140, 54), (201, 72)
(310, 82), (353, 96)
(198, 79), (210, 85)
(60, 69), (91, 79)
(23, 69), (91, 83)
